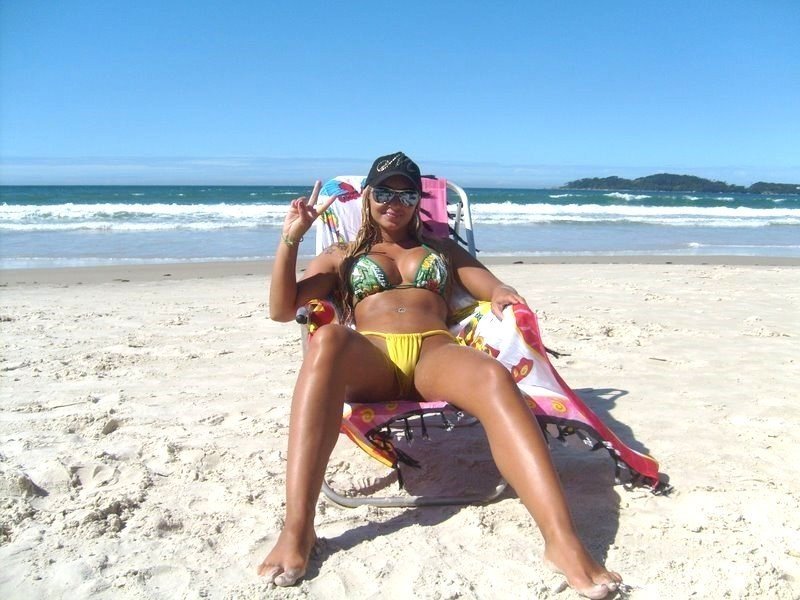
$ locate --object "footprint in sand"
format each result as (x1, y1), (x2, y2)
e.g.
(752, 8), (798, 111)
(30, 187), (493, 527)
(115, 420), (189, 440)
(70, 464), (120, 490)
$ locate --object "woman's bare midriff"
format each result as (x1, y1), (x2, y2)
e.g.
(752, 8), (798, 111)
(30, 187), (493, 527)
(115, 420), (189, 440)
(352, 287), (450, 333)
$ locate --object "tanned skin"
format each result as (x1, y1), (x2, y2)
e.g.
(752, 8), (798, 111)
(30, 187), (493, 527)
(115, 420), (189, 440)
(259, 177), (623, 598)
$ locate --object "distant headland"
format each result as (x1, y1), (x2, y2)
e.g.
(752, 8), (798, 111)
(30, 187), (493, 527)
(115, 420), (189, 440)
(563, 174), (800, 194)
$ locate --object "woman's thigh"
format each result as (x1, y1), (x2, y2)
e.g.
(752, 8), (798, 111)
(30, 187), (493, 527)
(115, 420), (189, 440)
(413, 340), (520, 414)
(304, 325), (400, 403)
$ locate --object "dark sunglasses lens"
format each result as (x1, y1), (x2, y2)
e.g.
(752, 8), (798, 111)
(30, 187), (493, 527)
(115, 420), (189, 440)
(398, 192), (420, 206)
(373, 188), (394, 203)
(372, 188), (420, 206)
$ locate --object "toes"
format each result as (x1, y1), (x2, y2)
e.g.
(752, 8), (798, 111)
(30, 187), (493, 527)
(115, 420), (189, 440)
(581, 582), (611, 599)
(273, 567), (305, 587)
(598, 570), (623, 591)
(257, 563), (282, 581)
(257, 562), (305, 587)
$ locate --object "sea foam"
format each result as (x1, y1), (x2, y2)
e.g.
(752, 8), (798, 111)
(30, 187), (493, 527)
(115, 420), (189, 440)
(604, 192), (652, 201)
(471, 202), (800, 227)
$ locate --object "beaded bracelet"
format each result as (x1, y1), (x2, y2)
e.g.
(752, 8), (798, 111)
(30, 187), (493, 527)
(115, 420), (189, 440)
(281, 233), (304, 247)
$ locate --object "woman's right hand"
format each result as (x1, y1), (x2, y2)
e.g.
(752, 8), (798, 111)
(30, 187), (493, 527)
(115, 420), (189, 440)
(281, 181), (336, 244)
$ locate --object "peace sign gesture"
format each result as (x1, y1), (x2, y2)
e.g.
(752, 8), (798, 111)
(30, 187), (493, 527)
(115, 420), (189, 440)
(280, 181), (337, 244)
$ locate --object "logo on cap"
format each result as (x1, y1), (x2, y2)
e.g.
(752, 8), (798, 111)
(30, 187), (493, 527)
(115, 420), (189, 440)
(377, 154), (404, 172)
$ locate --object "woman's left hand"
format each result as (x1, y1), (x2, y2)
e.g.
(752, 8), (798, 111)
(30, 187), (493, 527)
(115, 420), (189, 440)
(490, 284), (527, 319)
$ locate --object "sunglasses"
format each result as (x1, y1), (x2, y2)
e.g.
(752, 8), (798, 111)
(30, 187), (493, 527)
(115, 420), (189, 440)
(371, 187), (421, 207)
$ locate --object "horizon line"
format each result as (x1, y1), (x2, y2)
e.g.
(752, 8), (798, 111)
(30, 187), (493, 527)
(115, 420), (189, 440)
(2, 156), (799, 188)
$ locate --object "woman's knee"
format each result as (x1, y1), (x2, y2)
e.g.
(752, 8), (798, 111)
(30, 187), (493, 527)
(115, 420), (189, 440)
(456, 361), (527, 424)
(477, 359), (518, 395)
(304, 324), (364, 370)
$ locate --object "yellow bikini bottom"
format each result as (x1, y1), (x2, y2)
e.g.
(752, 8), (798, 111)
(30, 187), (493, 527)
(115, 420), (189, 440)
(360, 330), (455, 395)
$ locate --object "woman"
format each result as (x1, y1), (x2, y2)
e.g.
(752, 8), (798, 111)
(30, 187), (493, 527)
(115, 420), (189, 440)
(259, 152), (623, 599)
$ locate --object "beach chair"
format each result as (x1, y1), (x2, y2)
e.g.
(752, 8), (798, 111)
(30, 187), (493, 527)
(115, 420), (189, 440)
(298, 175), (668, 508)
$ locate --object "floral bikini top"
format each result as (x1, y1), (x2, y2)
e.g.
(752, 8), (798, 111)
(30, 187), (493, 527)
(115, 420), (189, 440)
(349, 245), (449, 303)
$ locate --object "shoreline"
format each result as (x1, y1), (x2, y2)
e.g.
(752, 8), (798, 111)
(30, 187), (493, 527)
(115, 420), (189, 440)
(1, 254), (799, 286)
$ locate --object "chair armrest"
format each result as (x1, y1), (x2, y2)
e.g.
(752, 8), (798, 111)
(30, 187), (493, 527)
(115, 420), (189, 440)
(452, 301), (546, 368)
(295, 299), (338, 335)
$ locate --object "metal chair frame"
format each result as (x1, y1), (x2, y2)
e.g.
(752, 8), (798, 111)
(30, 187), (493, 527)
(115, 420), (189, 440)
(321, 413), (508, 508)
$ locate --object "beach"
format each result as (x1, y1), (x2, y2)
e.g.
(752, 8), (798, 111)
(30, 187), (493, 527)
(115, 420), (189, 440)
(1, 258), (799, 599)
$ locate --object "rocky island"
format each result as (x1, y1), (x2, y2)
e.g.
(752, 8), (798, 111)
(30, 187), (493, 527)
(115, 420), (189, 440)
(564, 173), (800, 194)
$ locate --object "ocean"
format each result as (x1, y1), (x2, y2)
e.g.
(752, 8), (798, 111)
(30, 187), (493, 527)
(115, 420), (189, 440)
(1, 185), (799, 269)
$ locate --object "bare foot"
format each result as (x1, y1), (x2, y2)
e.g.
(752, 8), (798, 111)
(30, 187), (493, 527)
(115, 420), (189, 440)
(543, 537), (622, 599)
(257, 526), (317, 587)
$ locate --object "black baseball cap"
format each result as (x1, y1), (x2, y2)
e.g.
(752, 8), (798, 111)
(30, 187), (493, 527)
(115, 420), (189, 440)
(364, 152), (422, 193)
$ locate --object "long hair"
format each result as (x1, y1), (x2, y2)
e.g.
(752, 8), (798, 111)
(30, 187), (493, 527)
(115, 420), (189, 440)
(337, 185), (452, 325)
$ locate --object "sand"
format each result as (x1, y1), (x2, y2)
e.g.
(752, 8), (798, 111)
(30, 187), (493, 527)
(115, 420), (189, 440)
(1, 259), (799, 599)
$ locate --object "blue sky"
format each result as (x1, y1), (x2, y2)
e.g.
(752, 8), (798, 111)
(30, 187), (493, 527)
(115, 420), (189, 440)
(1, 1), (798, 187)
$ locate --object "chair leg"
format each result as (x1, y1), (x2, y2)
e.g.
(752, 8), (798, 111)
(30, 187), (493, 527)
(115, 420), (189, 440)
(321, 477), (507, 508)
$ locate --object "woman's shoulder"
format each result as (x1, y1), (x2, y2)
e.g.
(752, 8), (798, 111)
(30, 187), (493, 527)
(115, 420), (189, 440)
(322, 241), (351, 256)
(309, 242), (350, 272)
(432, 237), (484, 267)
(425, 237), (461, 257)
